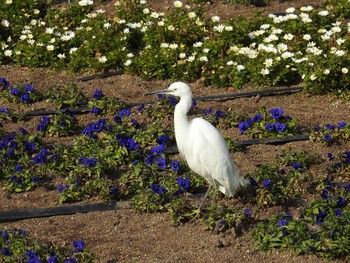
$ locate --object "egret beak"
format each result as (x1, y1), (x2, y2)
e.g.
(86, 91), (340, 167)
(145, 88), (169, 96)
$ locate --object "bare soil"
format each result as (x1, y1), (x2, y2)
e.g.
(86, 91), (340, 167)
(1, 1), (349, 262)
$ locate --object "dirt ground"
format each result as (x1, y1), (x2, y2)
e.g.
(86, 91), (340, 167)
(1, 0), (349, 262)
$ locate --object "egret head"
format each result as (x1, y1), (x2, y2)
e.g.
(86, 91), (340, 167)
(146, 82), (192, 98)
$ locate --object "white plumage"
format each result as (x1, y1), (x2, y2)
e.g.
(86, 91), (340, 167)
(147, 82), (248, 206)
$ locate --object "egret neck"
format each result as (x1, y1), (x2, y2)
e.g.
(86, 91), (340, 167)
(174, 93), (192, 154)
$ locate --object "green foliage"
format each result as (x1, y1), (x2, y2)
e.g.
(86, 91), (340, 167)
(46, 83), (87, 109)
(310, 122), (350, 145)
(0, 228), (94, 262)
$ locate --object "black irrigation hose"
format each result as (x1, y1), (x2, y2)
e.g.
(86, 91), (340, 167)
(0, 201), (132, 223)
(22, 86), (303, 117)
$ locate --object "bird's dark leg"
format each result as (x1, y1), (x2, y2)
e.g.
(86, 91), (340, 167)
(199, 185), (212, 211)
(212, 188), (218, 206)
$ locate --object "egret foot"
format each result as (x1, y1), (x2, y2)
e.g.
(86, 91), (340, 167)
(198, 185), (213, 211)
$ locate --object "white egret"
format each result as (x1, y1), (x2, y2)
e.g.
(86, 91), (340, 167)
(147, 82), (248, 209)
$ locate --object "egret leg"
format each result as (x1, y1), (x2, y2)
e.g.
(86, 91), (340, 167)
(199, 185), (213, 211)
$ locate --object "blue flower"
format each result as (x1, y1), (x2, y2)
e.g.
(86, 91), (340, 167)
(203, 107), (212, 116)
(48, 253), (58, 263)
(278, 218), (288, 227)
(145, 154), (156, 164)
(252, 113), (262, 123)
(324, 134), (332, 141)
(274, 122), (287, 132)
(238, 121), (249, 133)
(171, 160), (179, 171)
(89, 107), (101, 115)
(177, 178), (190, 189)
(150, 183), (165, 194)
(109, 185), (118, 197)
(262, 179), (271, 188)
(131, 119), (140, 129)
(337, 196), (347, 207)
(338, 122), (347, 129)
(326, 153), (334, 161)
(73, 240), (85, 253)
(79, 157), (97, 167)
(58, 184), (69, 194)
(24, 84), (34, 93)
(137, 104), (145, 112)
(326, 124), (335, 131)
(157, 157), (166, 169)
(244, 209), (252, 218)
(269, 108), (283, 119)
(19, 127), (29, 134)
(32, 176), (39, 184)
(151, 144), (164, 155)
(118, 109), (131, 118)
(169, 96), (177, 105)
(2, 230), (8, 239)
(24, 141), (35, 153)
(157, 94), (165, 99)
(316, 210), (327, 225)
(64, 258), (77, 263)
(192, 99), (197, 107)
(33, 149), (48, 164)
(156, 135), (168, 145)
(93, 89), (103, 99)
(0, 77), (10, 89)
(214, 110), (224, 118)
(291, 162), (303, 169)
(1, 247), (12, 256)
(335, 208), (342, 217)
(10, 87), (19, 96)
(249, 177), (258, 187)
(20, 93), (30, 103)
(321, 189), (331, 200)
(265, 123), (274, 131)
(0, 106), (9, 113)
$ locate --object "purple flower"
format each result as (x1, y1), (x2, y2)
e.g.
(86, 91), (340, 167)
(265, 123), (274, 131)
(89, 107), (101, 115)
(335, 208), (342, 217)
(249, 177), (258, 187)
(137, 104), (145, 112)
(93, 89), (103, 99)
(278, 218), (288, 227)
(177, 178), (190, 189)
(337, 196), (347, 207)
(326, 153), (334, 161)
(24, 84), (34, 93)
(1, 247), (12, 256)
(169, 96), (177, 105)
(324, 134), (332, 141)
(151, 144), (164, 155)
(58, 184), (69, 194)
(10, 87), (19, 96)
(244, 209), (252, 218)
(326, 124), (335, 131)
(321, 189), (331, 200)
(274, 122), (287, 132)
(20, 93), (30, 103)
(171, 160), (179, 171)
(150, 183), (165, 194)
(0, 77), (10, 89)
(252, 113), (262, 123)
(214, 110), (224, 118)
(262, 179), (271, 188)
(118, 109), (131, 118)
(192, 99), (197, 107)
(73, 240), (85, 253)
(0, 106), (9, 113)
(157, 94), (165, 99)
(338, 122), (347, 129)
(269, 108), (283, 119)
(157, 157), (166, 169)
(238, 121), (249, 133)
(156, 135), (168, 145)
(145, 154), (156, 164)
(316, 210), (327, 225)
(291, 162), (303, 169)
(203, 107), (212, 116)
